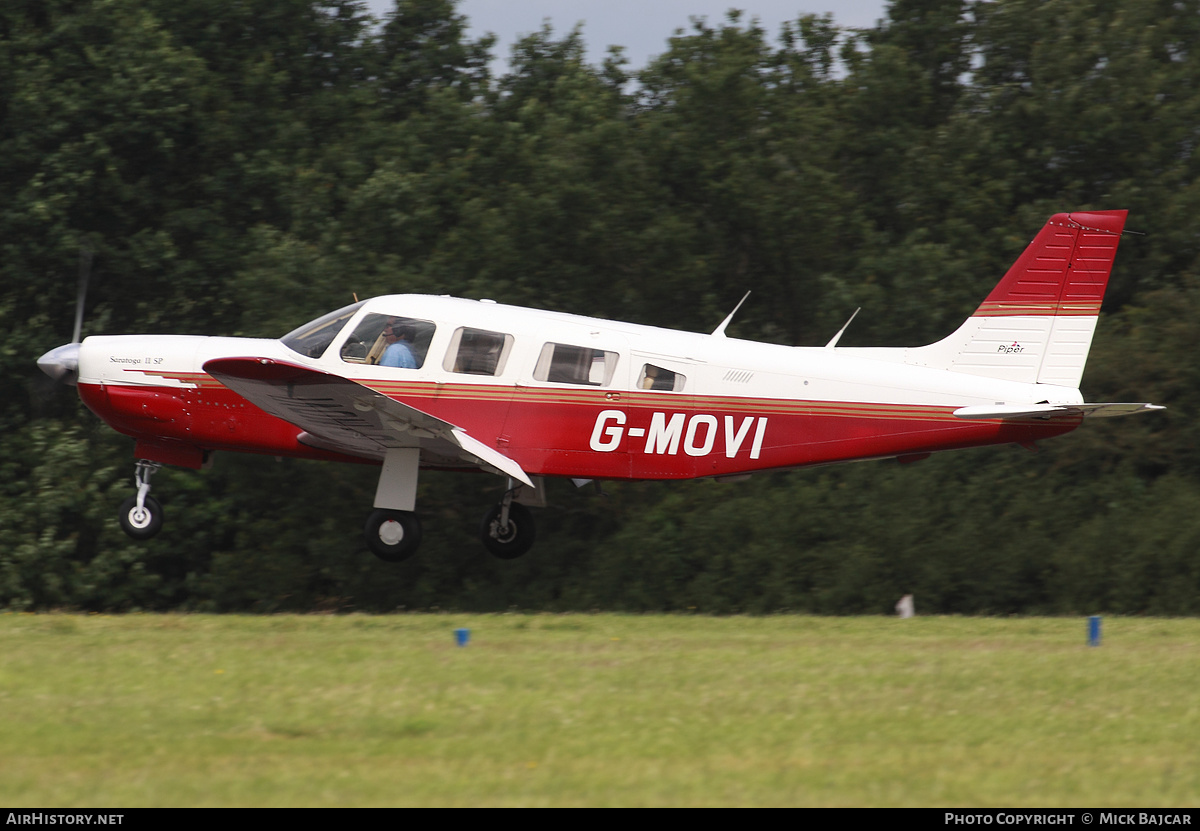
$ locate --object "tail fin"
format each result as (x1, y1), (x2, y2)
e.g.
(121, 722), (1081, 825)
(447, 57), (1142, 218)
(912, 210), (1127, 387)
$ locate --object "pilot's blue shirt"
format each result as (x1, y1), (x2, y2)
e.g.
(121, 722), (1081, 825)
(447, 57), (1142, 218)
(380, 341), (417, 368)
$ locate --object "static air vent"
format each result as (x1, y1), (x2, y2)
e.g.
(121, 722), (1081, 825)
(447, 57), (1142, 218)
(722, 370), (754, 383)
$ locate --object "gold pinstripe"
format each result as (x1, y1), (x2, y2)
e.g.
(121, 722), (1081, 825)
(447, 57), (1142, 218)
(120, 370), (1043, 426)
(973, 300), (1101, 317)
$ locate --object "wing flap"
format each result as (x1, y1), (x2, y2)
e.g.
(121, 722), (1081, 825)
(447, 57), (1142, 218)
(203, 357), (531, 485)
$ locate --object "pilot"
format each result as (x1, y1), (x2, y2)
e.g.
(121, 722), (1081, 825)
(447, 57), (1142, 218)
(379, 320), (418, 368)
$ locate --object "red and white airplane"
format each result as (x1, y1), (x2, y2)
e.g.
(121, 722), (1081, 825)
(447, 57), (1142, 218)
(38, 210), (1161, 561)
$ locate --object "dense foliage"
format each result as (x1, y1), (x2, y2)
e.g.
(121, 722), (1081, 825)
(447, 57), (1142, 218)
(4, 0), (1199, 613)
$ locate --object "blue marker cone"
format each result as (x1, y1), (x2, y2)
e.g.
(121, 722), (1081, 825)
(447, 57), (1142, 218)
(1088, 616), (1101, 647)
(455, 628), (470, 647)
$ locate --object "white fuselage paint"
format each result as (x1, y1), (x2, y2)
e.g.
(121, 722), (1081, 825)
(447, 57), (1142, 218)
(76, 295), (1086, 430)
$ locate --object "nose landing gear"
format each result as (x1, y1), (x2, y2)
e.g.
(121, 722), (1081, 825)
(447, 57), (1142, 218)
(118, 460), (164, 540)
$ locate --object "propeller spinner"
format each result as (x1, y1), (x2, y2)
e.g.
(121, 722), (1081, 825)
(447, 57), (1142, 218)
(37, 244), (93, 386)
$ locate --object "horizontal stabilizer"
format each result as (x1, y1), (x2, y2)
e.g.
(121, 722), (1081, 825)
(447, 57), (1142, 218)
(954, 402), (1164, 420)
(1072, 402), (1165, 418)
(953, 404), (1068, 420)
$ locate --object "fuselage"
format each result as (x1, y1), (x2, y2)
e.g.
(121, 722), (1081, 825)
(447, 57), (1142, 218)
(73, 294), (1084, 477)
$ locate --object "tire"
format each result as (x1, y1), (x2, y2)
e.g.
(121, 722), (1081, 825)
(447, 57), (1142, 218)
(364, 509), (422, 562)
(118, 495), (163, 541)
(480, 502), (536, 560)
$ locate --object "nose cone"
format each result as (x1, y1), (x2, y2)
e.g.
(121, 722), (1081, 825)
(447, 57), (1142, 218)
(37, 342), (81, 385)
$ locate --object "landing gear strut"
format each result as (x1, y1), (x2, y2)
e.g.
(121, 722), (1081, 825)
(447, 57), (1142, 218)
(480, 490), (536, 560)
(119, 460), (163, 540)
(364, 447), (422, 562)
(362, 451), (540, 561)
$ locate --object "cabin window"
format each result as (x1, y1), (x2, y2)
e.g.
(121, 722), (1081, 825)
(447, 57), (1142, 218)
(444, 328), (514, 376)
(340, 313), (436, 369)
(281, 301), (365, 358)
(639, 364), (685, 392)
(534, 343), (619, 386)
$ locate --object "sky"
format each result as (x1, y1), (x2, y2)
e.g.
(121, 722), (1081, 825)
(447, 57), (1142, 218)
(363, 1), (892, 70)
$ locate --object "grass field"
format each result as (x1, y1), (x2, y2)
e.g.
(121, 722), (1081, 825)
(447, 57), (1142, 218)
(1, 613), (1198, 807)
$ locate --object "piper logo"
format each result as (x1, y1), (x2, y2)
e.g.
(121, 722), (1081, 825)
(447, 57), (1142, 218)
(998, 342), (1024, 353)
(590, 410), (768, 458)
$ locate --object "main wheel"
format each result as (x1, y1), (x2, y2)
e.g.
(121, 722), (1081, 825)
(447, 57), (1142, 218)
(119, 495), (163, 541)
(480, 503), (536, 559)
(365, 509), (422, 562)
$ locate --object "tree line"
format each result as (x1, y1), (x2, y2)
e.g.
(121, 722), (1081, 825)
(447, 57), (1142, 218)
(3, 0), (1200, 613)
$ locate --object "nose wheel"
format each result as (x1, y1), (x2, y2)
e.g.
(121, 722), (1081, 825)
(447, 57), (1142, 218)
(119, 494), (163, 539)
(119, 461), (163, 540)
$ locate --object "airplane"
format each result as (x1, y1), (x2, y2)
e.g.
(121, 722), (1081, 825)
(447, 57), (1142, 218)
(37, 210), (1162, 562)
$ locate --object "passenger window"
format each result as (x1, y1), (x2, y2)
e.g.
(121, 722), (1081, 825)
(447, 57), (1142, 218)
(639, 364), (685, 392)
(534, 343), (619, 386)
(340, 314), (436, 369)
(444, 328), (514, 376)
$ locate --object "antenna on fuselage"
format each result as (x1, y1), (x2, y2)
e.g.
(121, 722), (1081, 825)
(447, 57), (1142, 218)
(824, 307), (861, 349)
(711, 291), (751, 338)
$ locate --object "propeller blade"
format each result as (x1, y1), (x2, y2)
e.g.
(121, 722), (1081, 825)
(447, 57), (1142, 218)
(72, 244), (93, 344)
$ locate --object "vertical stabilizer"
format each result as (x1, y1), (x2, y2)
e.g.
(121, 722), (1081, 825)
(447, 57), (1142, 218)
(909, 210), (1127, 387)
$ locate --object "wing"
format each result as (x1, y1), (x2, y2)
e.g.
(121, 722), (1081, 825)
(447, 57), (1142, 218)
(953, 402), (1164, 420)
(203, 357), (532, 486)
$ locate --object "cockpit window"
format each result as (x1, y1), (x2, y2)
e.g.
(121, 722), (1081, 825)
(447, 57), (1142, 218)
(340, 313), (436, 369)
(281, 301), (365, 358)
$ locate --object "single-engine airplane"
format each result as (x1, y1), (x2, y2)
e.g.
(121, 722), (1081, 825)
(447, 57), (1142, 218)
(38, 210), (1161, 561)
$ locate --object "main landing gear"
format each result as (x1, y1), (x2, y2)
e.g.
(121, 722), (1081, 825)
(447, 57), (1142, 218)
(480, 493), (536, 560)
(361, 485), (540, 564)
(361, 445), (543, 562)
(115, 451), (542, 563)
(118, 460), (164, 540)
(364, 509), (422, 562)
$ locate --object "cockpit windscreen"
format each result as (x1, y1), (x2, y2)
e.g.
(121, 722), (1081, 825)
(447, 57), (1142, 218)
(280, 301), (365, 358)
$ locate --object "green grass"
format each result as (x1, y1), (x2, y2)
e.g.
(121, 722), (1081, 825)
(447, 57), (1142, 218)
(1, 613), (1198, 806)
